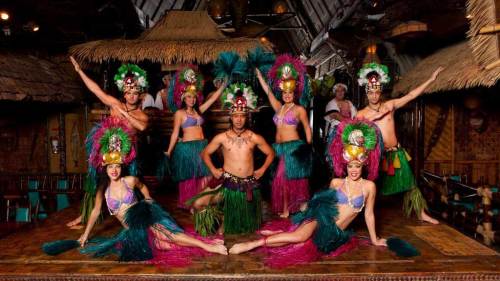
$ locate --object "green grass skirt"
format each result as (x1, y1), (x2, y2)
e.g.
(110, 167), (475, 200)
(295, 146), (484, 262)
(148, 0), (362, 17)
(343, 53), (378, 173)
(273, 140), (312, 179)
(222, 187), (262, 234)
(171, 140), (210, 182)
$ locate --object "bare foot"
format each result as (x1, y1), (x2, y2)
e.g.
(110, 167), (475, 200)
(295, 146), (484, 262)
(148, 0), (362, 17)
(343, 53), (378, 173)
(70, 225), (84, 230)
(66, 216), (82, 228)
(211, 238), (225, 245)
(229, 242), (257, 255)
(207, 244), (228, 255)
(260, 230), (283, 236)
(420, 210), (439, 224)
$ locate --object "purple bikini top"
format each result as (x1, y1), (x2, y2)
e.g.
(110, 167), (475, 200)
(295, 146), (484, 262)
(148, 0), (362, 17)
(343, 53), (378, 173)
(181, 115), (204, 129)
(105, 178), (137, 214)
(336, 180), (365, 209)
(273, 105), (299, 126)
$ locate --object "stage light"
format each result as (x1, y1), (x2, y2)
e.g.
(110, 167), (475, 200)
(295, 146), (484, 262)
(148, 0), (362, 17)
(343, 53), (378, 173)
(32, 25), (39, 32)
(0, 11), (9, 21)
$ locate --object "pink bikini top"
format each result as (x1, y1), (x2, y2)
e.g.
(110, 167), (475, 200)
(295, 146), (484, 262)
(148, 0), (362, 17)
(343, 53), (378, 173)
(273, 105), (299, 126)
(105, 179), (137, 215)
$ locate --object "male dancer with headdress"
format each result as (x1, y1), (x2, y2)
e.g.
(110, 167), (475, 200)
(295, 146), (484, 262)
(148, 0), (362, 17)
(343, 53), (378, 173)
(190, 90), (275, 235)
(67, 57), (149, 228)
(356, 63), (444, 224)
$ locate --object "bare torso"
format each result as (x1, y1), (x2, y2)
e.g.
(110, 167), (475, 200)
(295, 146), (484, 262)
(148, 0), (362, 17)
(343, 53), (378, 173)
(220, 130), (256, 178)
(357, 103), (399, 148)
(330, 179), (370, 230)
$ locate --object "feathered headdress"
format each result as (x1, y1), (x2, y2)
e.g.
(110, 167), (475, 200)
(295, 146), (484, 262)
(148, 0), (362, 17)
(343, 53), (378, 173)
(246, 47), (276, 77)
(167, 67), (204, 112)
(328, 119), (382, 180)
(268, 54), (311, 107)
(88, 117), (136, 170)
(357, 62), (390, 93)
(114, 64), (148, 92)
(213, 51), (246, 83)
(221, 82), (257, 114)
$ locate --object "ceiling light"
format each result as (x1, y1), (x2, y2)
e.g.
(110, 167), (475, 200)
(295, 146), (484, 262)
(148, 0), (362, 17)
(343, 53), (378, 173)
(0, 11), (9, 21)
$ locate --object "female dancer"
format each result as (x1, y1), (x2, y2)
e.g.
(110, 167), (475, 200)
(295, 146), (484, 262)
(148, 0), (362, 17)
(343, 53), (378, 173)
(229, 120), (386, 265)
(255, 55), (312, 218)
(53, 118), (227, 261)
(165, 67), (227, 209)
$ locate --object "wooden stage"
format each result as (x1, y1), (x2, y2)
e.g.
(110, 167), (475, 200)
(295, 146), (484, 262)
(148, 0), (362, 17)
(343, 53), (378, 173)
(0, 194), (498, 281)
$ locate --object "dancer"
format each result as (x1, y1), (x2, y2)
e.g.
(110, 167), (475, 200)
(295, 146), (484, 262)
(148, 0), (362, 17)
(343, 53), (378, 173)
(229, 120), (385, 265)
(255, 54), (312, 218)
(165, 67), (227, 209)
(356, 63), (444, 224)
(67, 57), (149, 228)
(43, 118), (227, 262)
(190, 90), (274, 235)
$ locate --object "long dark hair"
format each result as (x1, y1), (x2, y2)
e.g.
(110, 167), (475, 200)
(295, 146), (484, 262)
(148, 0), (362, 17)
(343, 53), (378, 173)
(181, 99), (201, 115)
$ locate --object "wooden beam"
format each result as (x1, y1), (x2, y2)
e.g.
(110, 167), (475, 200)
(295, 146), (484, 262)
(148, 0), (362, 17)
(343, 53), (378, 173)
(479, 23), (500, 34)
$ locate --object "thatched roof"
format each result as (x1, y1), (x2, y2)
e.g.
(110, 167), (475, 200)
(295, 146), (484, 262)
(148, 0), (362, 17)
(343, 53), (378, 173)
(70, 11), (268, 64)
(392, 42), (500, 96)
(0, 53), (83, 103)
(466, 0), (500, 70)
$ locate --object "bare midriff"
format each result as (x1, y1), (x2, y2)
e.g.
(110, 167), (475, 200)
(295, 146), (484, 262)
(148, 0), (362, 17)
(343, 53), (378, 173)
(181, 126), (205, 142)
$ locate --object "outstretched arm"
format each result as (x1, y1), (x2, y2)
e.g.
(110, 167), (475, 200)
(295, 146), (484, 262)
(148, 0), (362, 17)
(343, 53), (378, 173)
(131, 177), (152, 200)
(199, 79), (228, 113)
(201, 134), (224, 179)
(253, 134), (275, 179)
(364, 181), (386, 246)
(70, 56), (121, 108)
(390, 67), (444, 109)
(298, 106), (312, 144)
(78, 187), (104, 246)
(166, 111), (183, 157)
(255, 68), (282, 112)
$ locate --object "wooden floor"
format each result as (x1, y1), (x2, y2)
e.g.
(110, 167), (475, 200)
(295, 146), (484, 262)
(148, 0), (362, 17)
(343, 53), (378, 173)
(0, 194), (498, 281)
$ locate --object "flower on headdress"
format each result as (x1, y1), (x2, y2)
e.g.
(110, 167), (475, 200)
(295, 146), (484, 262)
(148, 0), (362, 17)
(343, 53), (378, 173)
(113, 64), (148, 92)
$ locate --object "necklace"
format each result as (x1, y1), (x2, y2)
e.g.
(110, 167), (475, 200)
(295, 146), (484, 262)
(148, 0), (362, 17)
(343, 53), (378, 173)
(227, 129), (250, 148)
(368, 103), (381, 112)
(345, 177), (365, 213)
(125, 103), (138, 113)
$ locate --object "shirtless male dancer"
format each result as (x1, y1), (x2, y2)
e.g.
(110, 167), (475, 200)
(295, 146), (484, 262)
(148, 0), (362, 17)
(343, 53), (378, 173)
(191, 94), (275, 235)
(357, 63), (444, 224)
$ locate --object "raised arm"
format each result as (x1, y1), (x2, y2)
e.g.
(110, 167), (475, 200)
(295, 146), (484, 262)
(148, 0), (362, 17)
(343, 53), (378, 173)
(78, 186), (104, 247)
(201, 134), (224, 179)
(255, 68), (282, 112)
(70, 56), (121, 108)
(199, 79), (228, 113)
(253, 134), (275, 179)
(364, 181), (386, 246)
(166, 111), (183, 157)
(297, 106), (312, 144)
(390, 66), (444, 109)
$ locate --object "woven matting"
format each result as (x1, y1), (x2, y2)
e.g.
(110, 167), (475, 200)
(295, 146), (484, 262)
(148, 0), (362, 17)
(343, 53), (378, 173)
(408, 225), (498, 256)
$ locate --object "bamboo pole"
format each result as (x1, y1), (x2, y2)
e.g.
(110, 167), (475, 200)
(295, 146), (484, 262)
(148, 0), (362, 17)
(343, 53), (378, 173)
(478, 23), (500, 34)
(451, 103), (455, 174)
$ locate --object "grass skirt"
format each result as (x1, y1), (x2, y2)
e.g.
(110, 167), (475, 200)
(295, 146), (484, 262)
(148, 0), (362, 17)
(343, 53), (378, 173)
(171, 140), (210, 182)
(177, 177), (210, 209)
(381, 148), (428, 218)
(80, 201), (183, 262)
(272, 140), (312, 179)
(222, 187), (262, 234)
(271, 158), (309, 214)
(256, 189), (361, 268)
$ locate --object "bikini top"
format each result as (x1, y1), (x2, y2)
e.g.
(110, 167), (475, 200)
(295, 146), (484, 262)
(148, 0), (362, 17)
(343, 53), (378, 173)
(336, 180), (365, 209)
(181, 115), (204, 129)
(273, 104), (299, 126)
(105, 178), (137, 215)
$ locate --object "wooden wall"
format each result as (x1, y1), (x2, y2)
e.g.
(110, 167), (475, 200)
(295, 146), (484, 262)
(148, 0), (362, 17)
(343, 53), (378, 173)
(423, 92), (500, 185)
